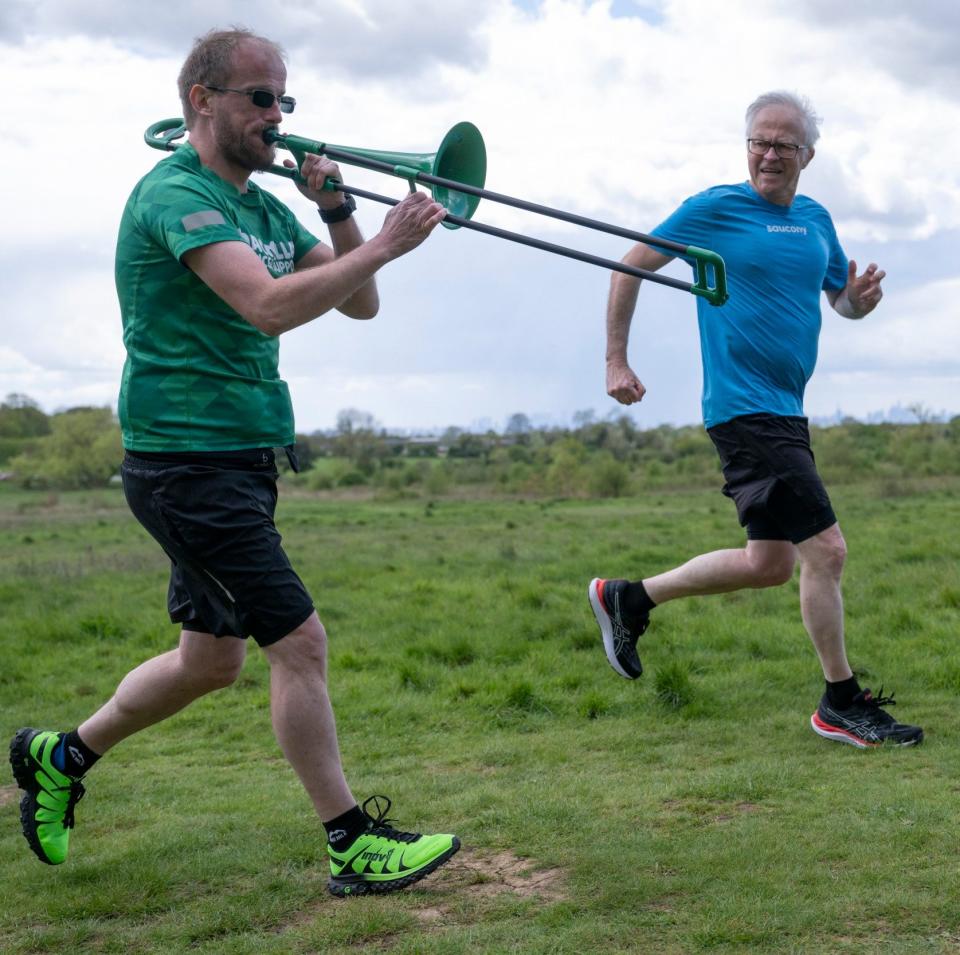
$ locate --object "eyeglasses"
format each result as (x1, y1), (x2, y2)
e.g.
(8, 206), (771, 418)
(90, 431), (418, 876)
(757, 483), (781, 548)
(205, 86), (296, 114)
(747, 138), (806, 159)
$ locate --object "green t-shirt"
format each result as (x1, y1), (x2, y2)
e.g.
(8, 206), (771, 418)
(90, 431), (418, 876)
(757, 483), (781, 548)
(115, 143), (320, 451)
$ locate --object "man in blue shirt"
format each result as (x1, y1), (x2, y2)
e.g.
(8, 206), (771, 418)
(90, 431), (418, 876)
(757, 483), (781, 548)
(588, 90), (922, 749)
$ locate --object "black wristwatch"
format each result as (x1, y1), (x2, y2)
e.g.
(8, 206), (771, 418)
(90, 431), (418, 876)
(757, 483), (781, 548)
(318, 194), (357, 224)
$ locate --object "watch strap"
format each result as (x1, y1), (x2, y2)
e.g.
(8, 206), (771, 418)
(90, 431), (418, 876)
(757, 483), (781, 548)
(318, 194), (357, 224)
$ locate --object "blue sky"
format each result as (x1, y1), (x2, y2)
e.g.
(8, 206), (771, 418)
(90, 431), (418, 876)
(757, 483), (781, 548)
(1, 0), (958, 433)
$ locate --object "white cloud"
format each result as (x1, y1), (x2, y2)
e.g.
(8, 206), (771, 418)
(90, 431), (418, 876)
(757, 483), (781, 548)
(1, 0), (958, 430)
(808, 277), (960, 422)
(818, 278), (960, 373)
(0, 347), (42, 375)
(768, 0), (960, 102)
(2, 0), (488, 77)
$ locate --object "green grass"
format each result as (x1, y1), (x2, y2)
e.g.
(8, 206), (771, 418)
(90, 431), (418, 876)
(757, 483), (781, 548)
(1, 481), (960, 953)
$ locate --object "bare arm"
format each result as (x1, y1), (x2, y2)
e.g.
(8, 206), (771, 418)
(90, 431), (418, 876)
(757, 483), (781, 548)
(825, 259), (885, 320)
(287, 152), (380, 321)
(182, 191), (444, 336)
(291, 226), (379, 322)
(605, 243), (674, 404)
(183, 150), (445, 337)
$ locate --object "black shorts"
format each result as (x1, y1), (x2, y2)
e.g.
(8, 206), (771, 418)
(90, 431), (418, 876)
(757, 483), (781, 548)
(707, 414), (836, 544)
(121, 449), (314, 647)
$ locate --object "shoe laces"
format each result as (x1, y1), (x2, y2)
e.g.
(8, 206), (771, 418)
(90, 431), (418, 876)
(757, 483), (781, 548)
(858, 686), (897, 709)
(361, 795), (421, 843)
(850, 687), (899, 726)
(61, 780), (86, 830)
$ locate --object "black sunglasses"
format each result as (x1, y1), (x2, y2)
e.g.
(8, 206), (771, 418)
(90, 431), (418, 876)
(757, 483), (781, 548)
(205, 86), (296, 114)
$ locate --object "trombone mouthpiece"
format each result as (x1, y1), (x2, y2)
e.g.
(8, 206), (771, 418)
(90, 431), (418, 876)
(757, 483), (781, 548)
(262, 127), (282, 144)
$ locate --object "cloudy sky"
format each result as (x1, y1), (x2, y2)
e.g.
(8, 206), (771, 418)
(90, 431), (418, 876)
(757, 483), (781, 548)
(2, 0), (958, 433)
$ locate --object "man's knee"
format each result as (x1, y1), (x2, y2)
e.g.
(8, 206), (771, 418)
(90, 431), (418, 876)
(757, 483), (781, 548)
(179, 634), (246, 690)
(199, 656), (245, 690)
(800, 525), (847, 578)
(745, 543), (796, 588)
(263, 614), (328, 675)
(750, 555), (796, 588)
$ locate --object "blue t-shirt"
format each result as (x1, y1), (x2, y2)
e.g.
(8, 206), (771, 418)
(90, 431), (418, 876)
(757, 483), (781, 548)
(651, 182), (848, 427)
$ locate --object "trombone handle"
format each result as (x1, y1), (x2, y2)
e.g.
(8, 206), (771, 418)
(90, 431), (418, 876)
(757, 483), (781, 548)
(330, 184), (715, 302)
(688, 247), (728, 306)
(313, 143), (728, 304)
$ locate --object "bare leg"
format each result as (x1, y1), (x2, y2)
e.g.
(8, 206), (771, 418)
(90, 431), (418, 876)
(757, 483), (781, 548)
(79, 631), (247, 754)
(796, 523), (852, 682)
(261, 613), (355, 822)
(640, 525), (853, 682)
(643, 538), (797, 604)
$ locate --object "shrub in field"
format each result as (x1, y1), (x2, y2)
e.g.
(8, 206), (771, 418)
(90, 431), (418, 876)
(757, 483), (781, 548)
(10, 407), (122, 489)
(424, 464), (452, 496)
(302, 458), (369, 490)
(587, 452), (632, 498)
(0, 394), (50, 440)
(542, 439), (589, 497)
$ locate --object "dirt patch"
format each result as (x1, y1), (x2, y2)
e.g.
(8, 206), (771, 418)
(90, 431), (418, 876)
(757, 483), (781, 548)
(660, 797), (767, 826)
(0, 785), (20, 809)
(712, 801), (764, 823)
(271, 846), (568, 940)
(410, 847), (567, 925)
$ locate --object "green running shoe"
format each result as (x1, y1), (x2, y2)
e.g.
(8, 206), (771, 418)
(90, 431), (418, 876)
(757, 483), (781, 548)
(328, 795), (460, 897)
(9, 728), (85, 865)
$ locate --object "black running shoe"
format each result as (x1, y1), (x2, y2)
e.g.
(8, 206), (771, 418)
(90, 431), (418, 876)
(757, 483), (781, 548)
(811, 688), (923, 748)
(588, 578), (648, 679)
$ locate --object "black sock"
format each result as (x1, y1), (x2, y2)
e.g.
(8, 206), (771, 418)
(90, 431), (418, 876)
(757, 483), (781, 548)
(826, 676), (862, 710)
(324, 805), (369, 850)
(623, 580), (656, 618)
(53, 729), (101, 778)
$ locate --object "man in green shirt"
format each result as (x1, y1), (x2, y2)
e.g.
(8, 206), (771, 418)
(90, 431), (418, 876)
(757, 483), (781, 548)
(11, 27), (460, 896)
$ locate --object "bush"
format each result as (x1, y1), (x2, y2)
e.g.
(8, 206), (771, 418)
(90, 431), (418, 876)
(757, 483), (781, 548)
(588, 453), (632, 498)
(10, 407), (122, 489)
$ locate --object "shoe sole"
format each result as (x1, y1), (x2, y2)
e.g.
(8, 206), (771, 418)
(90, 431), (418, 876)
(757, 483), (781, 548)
(328, 838), (461, 897)
(588, 579), (637, 680)
(9, 728), (39, 792)
(810, 712), (923, 749)
(9, 728), (61, 865)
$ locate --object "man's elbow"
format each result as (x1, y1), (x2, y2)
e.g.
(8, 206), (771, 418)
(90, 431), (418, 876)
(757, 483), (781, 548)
(352, 303), (380, 321)
(340, 296), (380, 321)
(242, 308), (285, 337)
(244, 291), (328, 335)
(240, 300), (306, 336)
(241, 289), (379, 333)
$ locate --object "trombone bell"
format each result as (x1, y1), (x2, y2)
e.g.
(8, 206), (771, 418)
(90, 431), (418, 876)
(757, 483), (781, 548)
(265, 122), (487, 230)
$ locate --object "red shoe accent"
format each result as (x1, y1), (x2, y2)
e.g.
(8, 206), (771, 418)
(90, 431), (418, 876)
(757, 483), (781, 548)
(596, 579), (608, 611)
(811, 710), (880, 748)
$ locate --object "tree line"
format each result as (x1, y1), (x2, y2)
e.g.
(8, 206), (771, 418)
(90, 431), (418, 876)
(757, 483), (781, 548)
(3, 394), (960, 496)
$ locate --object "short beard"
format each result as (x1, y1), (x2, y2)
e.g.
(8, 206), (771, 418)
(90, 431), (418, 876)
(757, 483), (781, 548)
(214, 114), (275, 173)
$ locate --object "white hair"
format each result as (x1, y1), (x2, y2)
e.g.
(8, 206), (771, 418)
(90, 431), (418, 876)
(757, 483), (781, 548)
(745, 90), (822, 147)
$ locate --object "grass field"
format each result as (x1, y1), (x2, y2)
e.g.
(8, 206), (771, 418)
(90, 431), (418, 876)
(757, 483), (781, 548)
(1, 479), (959, 954)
